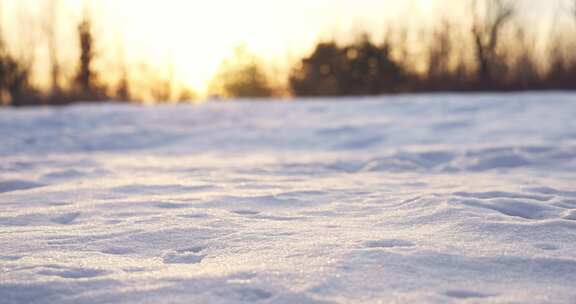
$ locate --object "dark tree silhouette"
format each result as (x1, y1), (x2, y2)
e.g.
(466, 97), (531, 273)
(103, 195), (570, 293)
(76, 19), (95, 94)
(73, 17), (107, 101)
(44, 0), (62, 94)
(290, 42), (344, 96)
(471, 0), (516, 85)
(544, 0), (576, 89)
(0, 40), (39, 106)
(424, 20), (472, 90)
(290, 37), (405, 96)
(115, 72), (131, 101)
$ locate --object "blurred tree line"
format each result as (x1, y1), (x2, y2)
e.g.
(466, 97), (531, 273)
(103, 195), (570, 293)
(1, 0), (576, 106)
(288, 0), (576, 96)
(0, 9), (117, 106)
(0, 0), (194, 106)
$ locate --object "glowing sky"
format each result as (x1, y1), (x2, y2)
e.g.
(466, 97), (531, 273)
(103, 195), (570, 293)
(94, 0), (440, 92)
(0, 0), (571, 95)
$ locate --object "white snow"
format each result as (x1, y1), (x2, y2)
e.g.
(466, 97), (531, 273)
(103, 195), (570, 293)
(1, 93), (576, 303)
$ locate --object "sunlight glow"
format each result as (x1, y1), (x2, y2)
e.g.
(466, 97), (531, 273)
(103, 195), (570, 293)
(93, 0), (423, 94)
(0, 0), (568, 98)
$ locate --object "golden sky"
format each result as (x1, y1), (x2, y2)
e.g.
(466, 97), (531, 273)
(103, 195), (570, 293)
(94, 0), (441, 92)
(0, 0), (571, 96)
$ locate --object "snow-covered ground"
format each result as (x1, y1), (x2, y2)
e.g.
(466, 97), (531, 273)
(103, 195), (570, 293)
(1, 93), (576, 303)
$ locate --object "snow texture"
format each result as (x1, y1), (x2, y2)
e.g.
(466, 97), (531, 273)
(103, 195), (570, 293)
(1, 93), (576, 303)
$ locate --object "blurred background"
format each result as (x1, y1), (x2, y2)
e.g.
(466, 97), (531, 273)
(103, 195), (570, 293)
(0, 0), (575, 106)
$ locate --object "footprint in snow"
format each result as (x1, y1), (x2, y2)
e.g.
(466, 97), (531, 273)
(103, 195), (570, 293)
(0, 180), (45, 194)
(232, 209), (261, 215)
(154, 202), (191, 209)
(365, 239), (414, 249)
(178, 213), (209, 219)
(42, 169), (87, 180)
(0, 255), (22, 261)
(163, 246), (205, 264)
(534, 243), (560, 251)
(39, 267), (106, 279)
(217, 286), (273, 302)
(100, 247), (135, 255)
(50, 212), (80, 225)
(444, 290), (495, 299)
(459, 199), (555, 220)
(123, 267), (147, 273)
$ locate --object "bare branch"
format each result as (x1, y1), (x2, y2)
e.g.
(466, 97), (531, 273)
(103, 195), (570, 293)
(470, 0), (516, 83)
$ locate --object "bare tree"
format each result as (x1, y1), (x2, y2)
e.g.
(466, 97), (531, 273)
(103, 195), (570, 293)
(0, 2), (38, 106)
(426, 20), (454, 84)
(149, 63), (175, 102)
(115, 68), (131, 101)
(76, 18), (96, 94)
(73, 13), (108, 101)
(0, 39), (37, 106)
(510, 25), (541, 89)
(470, 0), (516, 84)
(44, 0), (61, 94)
(113, 40), (131, 102)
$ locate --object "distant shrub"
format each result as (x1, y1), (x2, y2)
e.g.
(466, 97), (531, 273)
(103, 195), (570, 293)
(0, 43), (41, 106)
(289, 36), (406, 96)
(209, 47), (274, 99)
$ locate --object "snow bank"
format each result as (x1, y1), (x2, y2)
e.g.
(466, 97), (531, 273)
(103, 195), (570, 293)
(1, 93), (576, 303)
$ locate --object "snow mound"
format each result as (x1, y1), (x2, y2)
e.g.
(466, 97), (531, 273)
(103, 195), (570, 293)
(1, 93), (576, 303)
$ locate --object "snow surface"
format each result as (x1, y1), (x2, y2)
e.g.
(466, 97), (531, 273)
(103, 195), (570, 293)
(1, 93), (576, 303)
